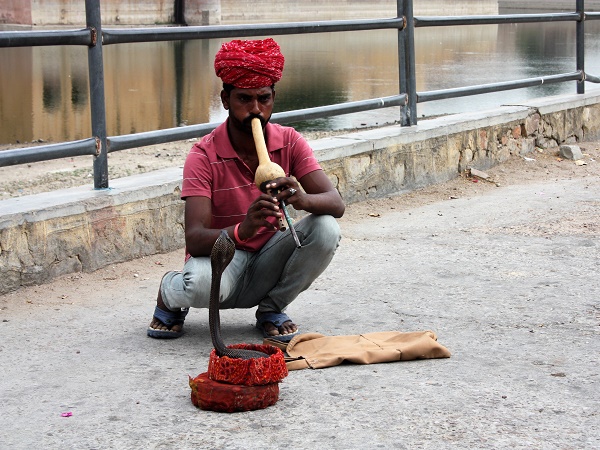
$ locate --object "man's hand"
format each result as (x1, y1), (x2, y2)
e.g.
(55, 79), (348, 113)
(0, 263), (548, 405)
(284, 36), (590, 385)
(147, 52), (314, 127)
(264, 176), (302, 205)
(265, 172), (345, 218)
(184, 169), (344, 255)
(236, 192), (283, 241)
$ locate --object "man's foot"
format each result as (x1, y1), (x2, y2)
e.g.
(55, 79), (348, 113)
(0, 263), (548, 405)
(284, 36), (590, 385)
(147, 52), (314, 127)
(148, 310), (184, 334)
(262, 320), (297, 336)
(147, 291), (188, 339)
(256, 312), (299, 343)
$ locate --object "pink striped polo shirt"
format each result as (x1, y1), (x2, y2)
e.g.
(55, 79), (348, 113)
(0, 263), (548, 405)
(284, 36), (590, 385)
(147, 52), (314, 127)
(181, 119), (322, 252)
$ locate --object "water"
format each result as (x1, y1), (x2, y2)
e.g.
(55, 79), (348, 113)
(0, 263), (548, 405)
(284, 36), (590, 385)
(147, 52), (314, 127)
(1, 20), (599, 144)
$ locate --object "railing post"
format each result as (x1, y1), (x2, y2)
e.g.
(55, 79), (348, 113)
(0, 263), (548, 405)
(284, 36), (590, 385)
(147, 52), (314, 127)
(576, 0), (585, 94)
(86, 0), (109, 189)
(397, 0), (417, 126)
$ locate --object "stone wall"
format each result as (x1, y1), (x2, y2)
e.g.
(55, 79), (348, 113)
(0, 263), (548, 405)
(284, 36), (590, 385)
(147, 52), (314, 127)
(0, 0), (501, 26)
(31, 0), (175, 25)
(0, 0), (176, 25)
(185, 0), (221, 25)
(1, 92), (599, 294)
(219, 0), (499, 23)
(6, 1), (600, 26)
(218, 0), (396, 24)
(313, 94), (600, 205)
(0, 0), (31, 24)
(0, 170), (185, 292)
(498, 0), (600, 11)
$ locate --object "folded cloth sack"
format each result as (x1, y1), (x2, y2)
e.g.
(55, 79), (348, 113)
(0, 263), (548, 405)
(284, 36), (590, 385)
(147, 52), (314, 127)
(267, 331), (451, 370)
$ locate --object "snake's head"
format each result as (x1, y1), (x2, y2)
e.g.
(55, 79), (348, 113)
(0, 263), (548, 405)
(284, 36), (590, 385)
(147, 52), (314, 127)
(210, 229), (236, 273)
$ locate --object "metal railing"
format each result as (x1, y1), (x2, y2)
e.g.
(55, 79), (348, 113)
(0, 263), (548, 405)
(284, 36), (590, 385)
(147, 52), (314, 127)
(0, 0), (599, 189)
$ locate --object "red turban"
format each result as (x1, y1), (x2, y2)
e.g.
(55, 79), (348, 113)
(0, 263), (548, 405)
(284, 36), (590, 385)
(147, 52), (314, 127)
(214, 38), (285, 89)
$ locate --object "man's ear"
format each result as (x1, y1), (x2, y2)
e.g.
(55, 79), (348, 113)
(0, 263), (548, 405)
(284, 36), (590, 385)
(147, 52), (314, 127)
(220, 90), (229, 110)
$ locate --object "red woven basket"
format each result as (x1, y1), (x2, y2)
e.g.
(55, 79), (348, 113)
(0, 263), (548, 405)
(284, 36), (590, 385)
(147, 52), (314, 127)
(189, 372), (280, 413)
(207, 343), (288, 386)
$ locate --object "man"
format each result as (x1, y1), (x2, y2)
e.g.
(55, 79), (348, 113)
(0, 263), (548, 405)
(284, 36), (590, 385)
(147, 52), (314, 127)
(147, 38), (345, 342)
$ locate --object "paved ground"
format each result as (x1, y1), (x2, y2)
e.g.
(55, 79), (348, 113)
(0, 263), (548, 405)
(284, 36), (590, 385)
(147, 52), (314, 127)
(0, 147), (599, 449)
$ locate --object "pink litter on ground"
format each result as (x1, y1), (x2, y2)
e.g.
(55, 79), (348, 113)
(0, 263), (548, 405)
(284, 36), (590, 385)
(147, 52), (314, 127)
(61, 412), (73, 417)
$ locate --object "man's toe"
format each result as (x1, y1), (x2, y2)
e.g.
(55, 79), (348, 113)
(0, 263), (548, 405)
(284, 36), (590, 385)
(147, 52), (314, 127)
(279, 320), (297, 335)
(263, 322), (280, 336)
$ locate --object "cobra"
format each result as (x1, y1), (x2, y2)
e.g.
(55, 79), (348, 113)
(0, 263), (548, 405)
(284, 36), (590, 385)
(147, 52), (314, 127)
(209, 230), (269, 360)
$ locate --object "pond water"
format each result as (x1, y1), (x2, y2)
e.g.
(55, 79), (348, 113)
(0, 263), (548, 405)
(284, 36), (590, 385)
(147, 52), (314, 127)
(1, 19), (599, 144)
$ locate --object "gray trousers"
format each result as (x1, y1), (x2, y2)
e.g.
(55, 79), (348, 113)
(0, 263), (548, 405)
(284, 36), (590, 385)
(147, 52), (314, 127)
(160, 214), (341, 318)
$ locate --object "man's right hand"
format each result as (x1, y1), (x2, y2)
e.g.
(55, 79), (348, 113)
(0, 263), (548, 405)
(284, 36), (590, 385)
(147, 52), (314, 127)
(236, 192), (283, 241)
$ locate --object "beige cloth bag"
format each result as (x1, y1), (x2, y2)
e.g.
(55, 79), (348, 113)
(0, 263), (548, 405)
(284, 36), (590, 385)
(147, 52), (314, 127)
(266, 330), (451, 371)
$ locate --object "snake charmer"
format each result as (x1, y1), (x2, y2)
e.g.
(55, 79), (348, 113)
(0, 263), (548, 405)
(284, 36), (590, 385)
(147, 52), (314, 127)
(147, 38), (345, 343)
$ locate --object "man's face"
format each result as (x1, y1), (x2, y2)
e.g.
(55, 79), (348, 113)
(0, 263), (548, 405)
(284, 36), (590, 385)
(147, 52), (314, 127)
(221, 86), (276, 134)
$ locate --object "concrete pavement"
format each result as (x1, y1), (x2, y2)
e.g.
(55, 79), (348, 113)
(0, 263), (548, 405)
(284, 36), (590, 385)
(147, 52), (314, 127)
(0, 166), (599, 449)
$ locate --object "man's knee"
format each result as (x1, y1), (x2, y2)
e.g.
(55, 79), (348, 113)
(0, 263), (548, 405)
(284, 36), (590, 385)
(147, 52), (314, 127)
(177, 258), (212, 307)
(301, 214), (341, 249)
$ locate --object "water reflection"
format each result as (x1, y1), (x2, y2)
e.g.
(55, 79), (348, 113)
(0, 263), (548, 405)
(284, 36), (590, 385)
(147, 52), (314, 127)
(0, 21), (599, 144)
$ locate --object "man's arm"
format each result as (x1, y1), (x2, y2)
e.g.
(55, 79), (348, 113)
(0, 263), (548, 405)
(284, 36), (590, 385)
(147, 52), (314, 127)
(184, 196), (220, 257)
(184, 193), (283, 257)
(184, 169), (343, 256)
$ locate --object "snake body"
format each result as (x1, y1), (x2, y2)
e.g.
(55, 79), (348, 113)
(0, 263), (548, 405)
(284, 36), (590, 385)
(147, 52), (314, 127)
(210, 230), (268, 360)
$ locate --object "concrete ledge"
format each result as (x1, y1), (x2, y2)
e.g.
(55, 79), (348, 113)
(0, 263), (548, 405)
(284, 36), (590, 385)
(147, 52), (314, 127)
(0, 169), (185, 293)
(1, 92), (599, 294)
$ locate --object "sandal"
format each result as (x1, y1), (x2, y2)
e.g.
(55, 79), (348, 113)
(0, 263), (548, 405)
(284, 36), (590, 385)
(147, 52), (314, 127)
(256, 311), (299, 343)
(147, 306), (189, 339)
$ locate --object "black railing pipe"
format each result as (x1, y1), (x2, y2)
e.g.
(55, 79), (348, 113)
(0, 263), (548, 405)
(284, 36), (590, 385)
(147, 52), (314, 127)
(101, 18), (405, 45)
(414, 13), (579, 28)
(0, 0), (599, 175)
(272, 95), (407, 124)
(0, 29), (92, 47)
(107, 95), (408, 153)
(586, 73), (600, 83)
(0, 139), (98, 167)
(108, 123), (218, 153)
(418, 72), (584, 103)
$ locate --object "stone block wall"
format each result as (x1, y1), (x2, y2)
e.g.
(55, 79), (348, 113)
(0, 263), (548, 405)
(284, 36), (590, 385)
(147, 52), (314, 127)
(1, 0), (501, 26)
(1, 170), (185, 293)
(0, 92), (599, 294)
(7, 0), (600, 27)
(498, 0), (600, 11)
(313, 93), (600, 205)
(0, 0), (176, 25)
(185, 0), (221, 25)
(0, 0), (31, 24)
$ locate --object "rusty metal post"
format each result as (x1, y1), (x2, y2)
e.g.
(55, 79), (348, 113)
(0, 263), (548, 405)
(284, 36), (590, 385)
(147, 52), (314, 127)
(397, 0), (417, 126)
(576, 0), (585, 94)
(86, 0), (109, 189)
